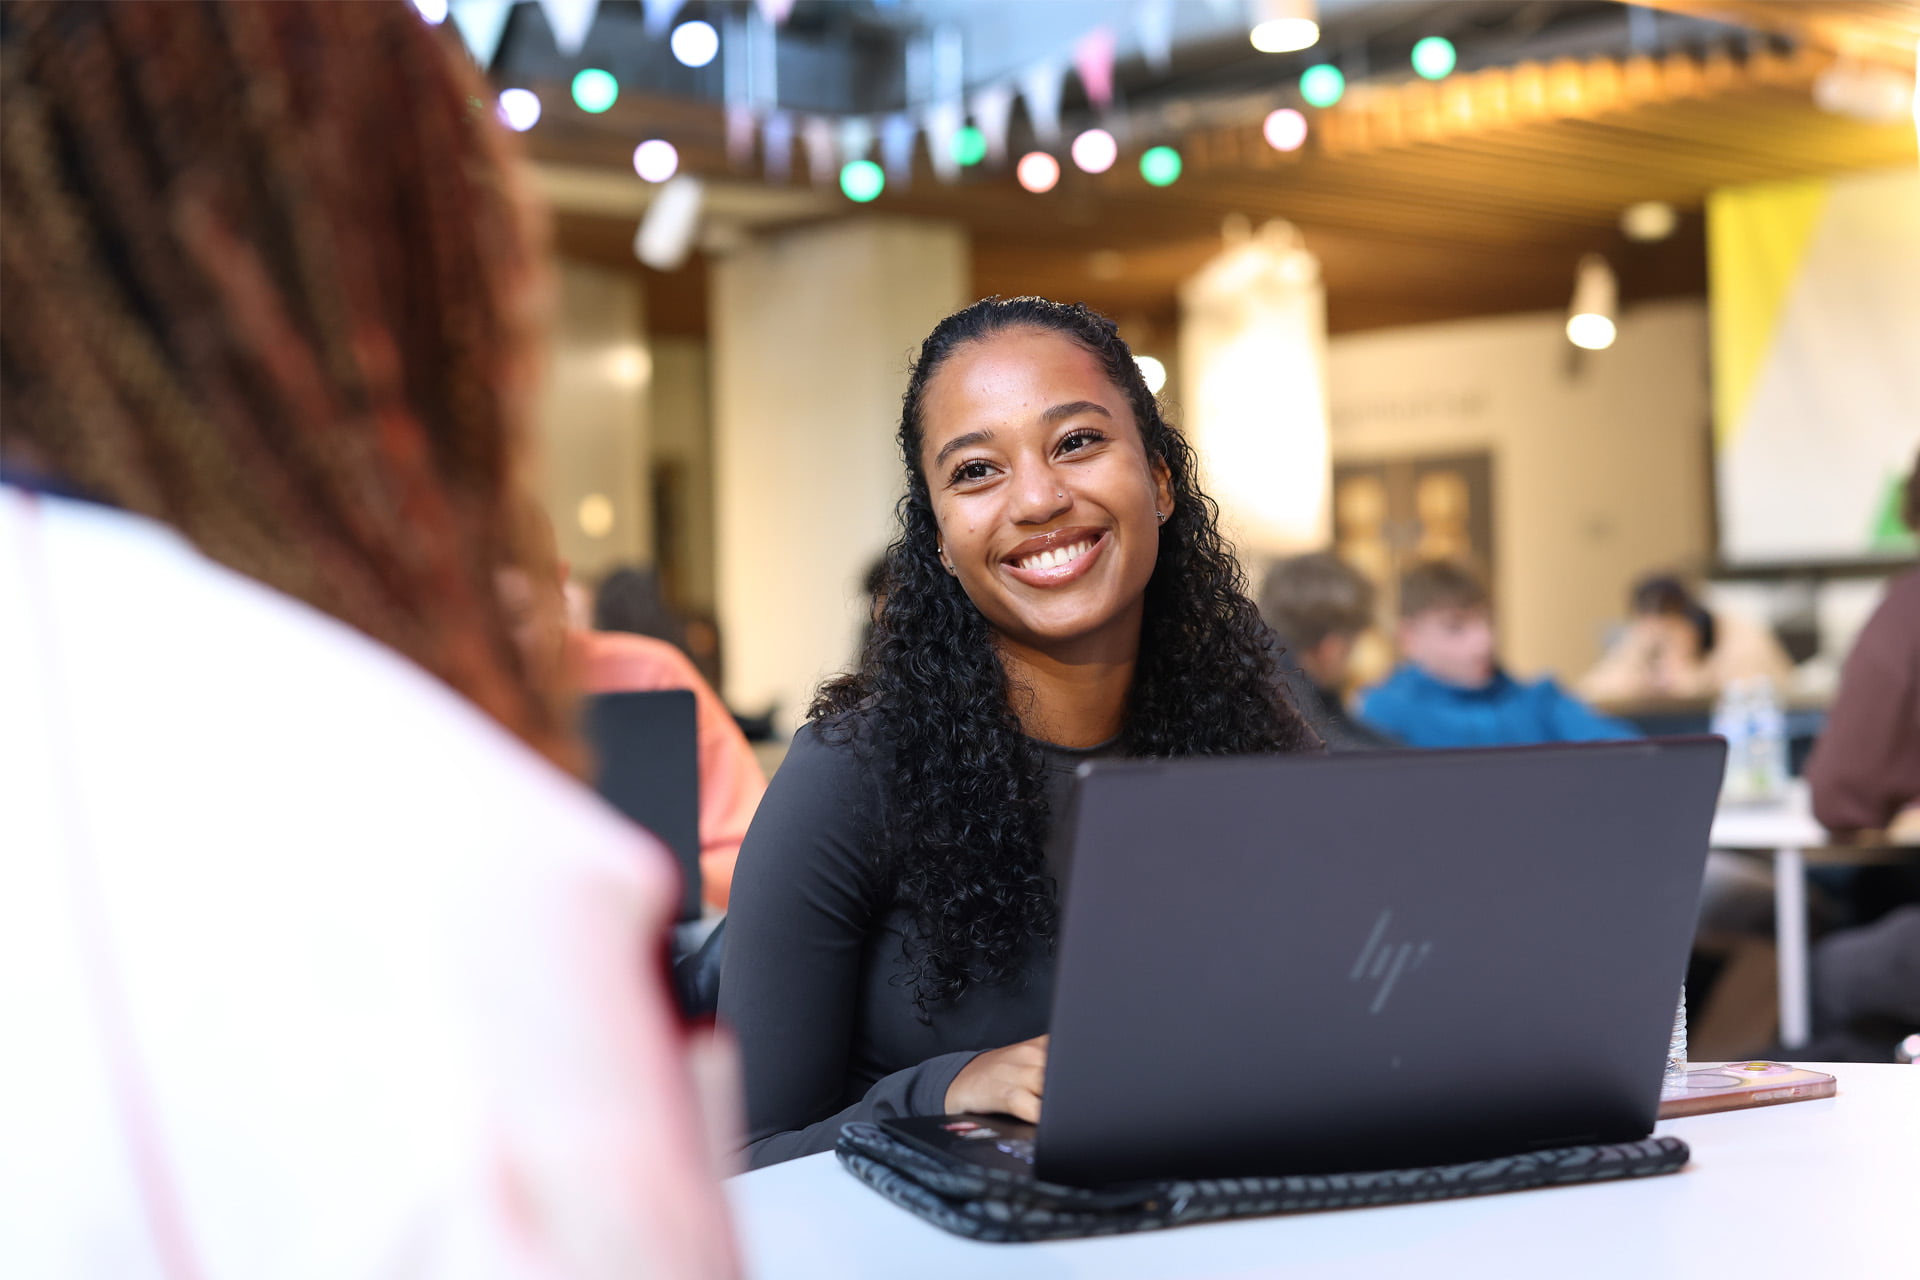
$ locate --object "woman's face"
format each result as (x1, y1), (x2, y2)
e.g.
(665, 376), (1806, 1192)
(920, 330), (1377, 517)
(918, 328), (1172, 661)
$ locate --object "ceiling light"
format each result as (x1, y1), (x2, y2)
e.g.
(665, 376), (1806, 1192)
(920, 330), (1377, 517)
(1071, 129), (1118, 174)
(1135, 355), (1169, 394)
(952, 125), (987, 167)
(1263, 107), (1308, 151)
(1566, 254), (1618, 350)
(1251, 19), (1320, 54)
(1620, 201), (1678, 243)
(1017, 151), (1061, 193)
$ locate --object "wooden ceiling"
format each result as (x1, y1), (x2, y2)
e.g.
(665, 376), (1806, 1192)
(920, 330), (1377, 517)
(527, 3), (1920, 339)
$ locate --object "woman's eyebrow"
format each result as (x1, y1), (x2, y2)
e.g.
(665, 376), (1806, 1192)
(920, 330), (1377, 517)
(1042, 400), (1112, 425)
(934, 428), (995, 468)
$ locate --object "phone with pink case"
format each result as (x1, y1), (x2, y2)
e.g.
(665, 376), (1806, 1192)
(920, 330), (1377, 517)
(1658, 1061), (1836, 1118)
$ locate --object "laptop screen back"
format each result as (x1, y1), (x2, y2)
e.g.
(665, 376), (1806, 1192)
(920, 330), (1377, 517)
(584, 689), (702, 922)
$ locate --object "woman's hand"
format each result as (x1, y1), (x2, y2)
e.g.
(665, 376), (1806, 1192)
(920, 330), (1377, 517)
(944, 1034), (1049, 1122)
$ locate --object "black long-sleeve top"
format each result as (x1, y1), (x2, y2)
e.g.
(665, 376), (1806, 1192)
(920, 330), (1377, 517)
(716, 713), (1112, 1168)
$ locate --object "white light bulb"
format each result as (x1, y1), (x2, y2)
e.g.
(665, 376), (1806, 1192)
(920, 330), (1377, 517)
(1017, 152), (1061, 193)
(670, 20), (719, 69)
(1070, 129), (1117, 175)
(633, 139), (680, 183)
(412, 0), (448, 24)
(496, 89), (541, 133)
(1263, 108), (1308, 152)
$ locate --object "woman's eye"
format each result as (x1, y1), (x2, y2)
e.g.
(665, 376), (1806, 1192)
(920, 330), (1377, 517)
(1058, 429), (1105, 455)
(951, 459), (995, 485)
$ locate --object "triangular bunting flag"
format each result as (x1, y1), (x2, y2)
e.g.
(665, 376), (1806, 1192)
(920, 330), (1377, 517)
(838, 116), (875, 163)
(754, 0), (797, 25)
(922, 100), (963, 182)
(725, 105), (757, 169)
(880, 114), (917, 187)
(449, 0), (513, 68)
(801, 116), (838, 185)
(642, 0), (686, 38)
(537, 0), (597, 56)
(1136, 0), (1174, 73)
(1074, 27), (1117, 111)
(762, 112), (794, 182)
(970, 83), (1016, 163)
(1020, 61), (1066, 143)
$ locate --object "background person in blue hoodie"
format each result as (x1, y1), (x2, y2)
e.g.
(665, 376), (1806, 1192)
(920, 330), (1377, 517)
(1359, 559), (1637, 747)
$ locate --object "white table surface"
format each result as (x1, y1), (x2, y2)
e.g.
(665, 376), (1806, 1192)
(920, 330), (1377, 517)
(727, 1064), (1919, 1280)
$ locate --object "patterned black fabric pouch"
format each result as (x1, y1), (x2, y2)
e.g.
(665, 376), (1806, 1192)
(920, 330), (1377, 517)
(835, 1122), (1689, 1243)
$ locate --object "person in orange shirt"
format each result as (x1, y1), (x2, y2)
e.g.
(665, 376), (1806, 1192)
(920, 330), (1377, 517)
(500, 509), (767, 913)
(571, 626), (768, 912)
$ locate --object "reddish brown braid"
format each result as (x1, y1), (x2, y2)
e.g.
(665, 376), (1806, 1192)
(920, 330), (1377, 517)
(0, 0), (578, 768)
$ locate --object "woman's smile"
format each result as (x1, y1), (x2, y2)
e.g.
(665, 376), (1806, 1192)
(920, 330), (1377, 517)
(1001, 527), (1108, 587)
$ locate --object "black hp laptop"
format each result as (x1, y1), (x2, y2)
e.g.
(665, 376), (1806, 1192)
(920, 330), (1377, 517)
(583, 689), (702, 922)
(884, 738), (1724, 1187)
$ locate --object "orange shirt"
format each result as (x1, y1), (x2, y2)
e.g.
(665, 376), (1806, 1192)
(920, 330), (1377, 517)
(571, 630), (767, 910)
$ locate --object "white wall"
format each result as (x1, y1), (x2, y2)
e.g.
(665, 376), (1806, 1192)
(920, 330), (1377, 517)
(1326, 299), (1713, 680)
(532, 260), (651, 580)
(710, 218), (969, 729)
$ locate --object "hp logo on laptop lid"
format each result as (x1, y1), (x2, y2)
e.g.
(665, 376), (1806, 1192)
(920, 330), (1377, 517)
(1350, 909), (1433, 1015)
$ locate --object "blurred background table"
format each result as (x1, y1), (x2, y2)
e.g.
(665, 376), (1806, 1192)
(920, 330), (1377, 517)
(1710, 781), (1919, 1048)
(726, 1063), (1917, 1280)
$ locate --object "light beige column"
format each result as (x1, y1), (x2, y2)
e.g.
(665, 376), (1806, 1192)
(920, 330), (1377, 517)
(1178, 223), (1333, 576)
(710, 218), (968, 731)
(532, 259), (652, 581)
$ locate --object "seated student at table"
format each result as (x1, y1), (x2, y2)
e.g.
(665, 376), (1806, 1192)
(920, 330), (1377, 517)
(1258, 552), (1397, 751)
(1803, 452), (1920, 1059)
(0, 4), (737, 1274)
(1578, 572), (1795, 703)
(717, 297), (1317, 1167)
(1358, 559), (1637, 748)
(499, 508), (768, 913)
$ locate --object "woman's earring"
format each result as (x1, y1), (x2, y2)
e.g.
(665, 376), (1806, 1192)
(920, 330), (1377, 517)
(1155, 510), (1166, 523)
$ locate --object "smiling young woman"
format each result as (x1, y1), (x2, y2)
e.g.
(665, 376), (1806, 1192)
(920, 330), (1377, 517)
(717, 297), (1317, 1168)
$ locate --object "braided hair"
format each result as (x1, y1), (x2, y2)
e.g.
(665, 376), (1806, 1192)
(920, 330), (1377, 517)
(814, 297), (1317, 1009)
(0, 0), (573, 765)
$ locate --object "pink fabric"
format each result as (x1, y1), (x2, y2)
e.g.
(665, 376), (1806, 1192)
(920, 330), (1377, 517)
(571, 631), (768, 911)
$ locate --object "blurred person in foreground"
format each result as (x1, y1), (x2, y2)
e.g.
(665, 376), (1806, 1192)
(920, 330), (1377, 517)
(1578, 572), (1795, 703)
(1258, 552), (1396, 751)
(0, 3), (738, 1276)
(1800, 452), (1920, 1060)
(1358, 559), (1637, 748)
(501, 509), (767, 913)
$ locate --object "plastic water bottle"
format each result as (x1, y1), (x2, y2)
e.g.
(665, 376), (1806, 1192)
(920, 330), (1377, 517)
(1664, 988), (1688, 1094)
(1747, 678), (1790, 803)
(1711, 681), (1754, 803)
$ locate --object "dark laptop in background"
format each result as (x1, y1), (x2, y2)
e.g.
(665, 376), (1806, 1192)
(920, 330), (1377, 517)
(583, 689), (702, 922)
(885, 737), (1725, 1188)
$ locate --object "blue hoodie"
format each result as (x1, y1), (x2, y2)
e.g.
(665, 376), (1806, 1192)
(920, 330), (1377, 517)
(1357, 663), (1638, 749)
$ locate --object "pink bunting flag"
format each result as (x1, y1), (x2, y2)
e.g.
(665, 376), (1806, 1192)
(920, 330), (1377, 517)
(801, 116), (838, 185)
(725, 105), (757, 170)
(1074, 27), (1117, 111)
(754, 0), (797, 25)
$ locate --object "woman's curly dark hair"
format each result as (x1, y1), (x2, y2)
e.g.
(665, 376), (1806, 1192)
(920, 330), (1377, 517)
(813, 297), (1317, 1010)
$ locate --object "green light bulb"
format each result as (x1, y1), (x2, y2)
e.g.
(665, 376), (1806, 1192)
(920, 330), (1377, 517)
(840, 159), (885, 203)
(571, 68), (619, 113)
(952, 126), (987, 167)
(1139, 146), (1182, 187)
(1300, 64), (1345, 109)
(1411, 37), (1457, 81)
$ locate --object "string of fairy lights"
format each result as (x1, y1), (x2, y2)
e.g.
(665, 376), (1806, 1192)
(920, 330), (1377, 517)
(438, 2), (1466, 203)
